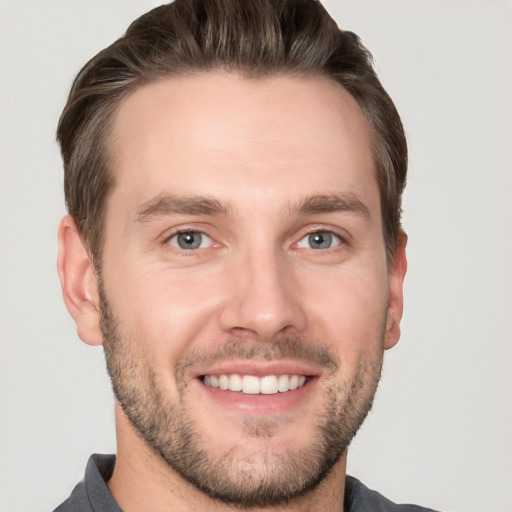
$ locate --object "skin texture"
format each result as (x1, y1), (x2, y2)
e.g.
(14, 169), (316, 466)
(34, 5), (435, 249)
(58, 72), (407, 512)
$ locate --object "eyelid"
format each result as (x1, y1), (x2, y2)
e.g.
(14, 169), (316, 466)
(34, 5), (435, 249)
(160, 223), (213, 243)
(161, 226), (219, 254)
(167, 231), (213, 250)
(294, 227), (347, 250)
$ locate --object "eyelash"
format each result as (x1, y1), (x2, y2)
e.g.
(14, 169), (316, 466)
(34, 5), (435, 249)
(163, 229), (214, 253)
(162, 227), (346, 255)
(295, 229), (346, 250)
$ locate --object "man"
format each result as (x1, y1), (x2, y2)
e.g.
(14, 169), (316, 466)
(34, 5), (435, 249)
(54, 0), (435, 510)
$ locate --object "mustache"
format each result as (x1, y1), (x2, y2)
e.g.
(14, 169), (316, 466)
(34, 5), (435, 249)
(175, 336), (340, 379)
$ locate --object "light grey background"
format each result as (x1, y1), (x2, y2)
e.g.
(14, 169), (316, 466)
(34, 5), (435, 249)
(1, 1), (511, 511)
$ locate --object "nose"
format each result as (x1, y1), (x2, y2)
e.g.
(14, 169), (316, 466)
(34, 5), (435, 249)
(218, 248), (307, 341)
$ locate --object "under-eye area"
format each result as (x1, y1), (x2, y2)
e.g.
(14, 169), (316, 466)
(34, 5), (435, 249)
(202, 374), (310, 395)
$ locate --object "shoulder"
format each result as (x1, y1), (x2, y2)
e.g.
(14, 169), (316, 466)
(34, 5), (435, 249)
(52, 454), (118, 512)
(345, 476), (440, 512)
(52, 481), (88, 512)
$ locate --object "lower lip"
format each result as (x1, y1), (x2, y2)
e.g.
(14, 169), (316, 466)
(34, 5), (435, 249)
(195, 377), (318, 415)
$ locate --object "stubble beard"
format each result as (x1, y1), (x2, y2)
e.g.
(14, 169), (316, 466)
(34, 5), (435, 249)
(99, 283), (385, 508)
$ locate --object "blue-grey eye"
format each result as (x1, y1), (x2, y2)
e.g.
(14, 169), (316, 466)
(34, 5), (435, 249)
(297, 231), (341, 250)
(168, 231), (212, 250)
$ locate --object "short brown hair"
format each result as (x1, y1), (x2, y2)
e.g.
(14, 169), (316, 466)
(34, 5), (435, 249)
(57, 0), (407, 263)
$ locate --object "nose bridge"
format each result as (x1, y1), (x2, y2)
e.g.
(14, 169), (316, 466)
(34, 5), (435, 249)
(219, 242), (305, 339)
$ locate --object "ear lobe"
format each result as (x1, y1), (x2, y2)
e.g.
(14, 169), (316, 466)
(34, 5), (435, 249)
(384, 231), (408, 350)
(57, 215), (103, 346)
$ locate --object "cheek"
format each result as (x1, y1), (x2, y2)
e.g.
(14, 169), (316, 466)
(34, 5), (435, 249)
(102, 239), (389, 371)
(300, 264), (388, 356)
(105, 262), (225, 356)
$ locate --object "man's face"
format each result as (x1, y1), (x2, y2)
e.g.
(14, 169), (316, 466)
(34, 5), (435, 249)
(97, 72), (404, 506)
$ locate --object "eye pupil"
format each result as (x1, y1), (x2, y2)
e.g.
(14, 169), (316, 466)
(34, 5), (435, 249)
(309, 232), (332, 249)
(177, 232), (202, 249)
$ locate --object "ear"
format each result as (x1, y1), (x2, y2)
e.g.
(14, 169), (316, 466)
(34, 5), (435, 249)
(57, 215), (103, 346)
(383, 231), (408, 350)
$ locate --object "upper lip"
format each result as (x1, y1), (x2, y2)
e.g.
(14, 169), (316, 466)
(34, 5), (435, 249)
(190, 359), (323, 379)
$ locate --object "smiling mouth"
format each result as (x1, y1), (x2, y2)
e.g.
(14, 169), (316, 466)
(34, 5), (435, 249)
(202, 374), (308, 395)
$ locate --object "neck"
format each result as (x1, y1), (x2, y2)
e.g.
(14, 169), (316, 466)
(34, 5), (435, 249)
(109, 403), (347, 512)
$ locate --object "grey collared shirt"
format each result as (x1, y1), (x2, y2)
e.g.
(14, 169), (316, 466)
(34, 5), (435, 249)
(53, 454), (439, 512)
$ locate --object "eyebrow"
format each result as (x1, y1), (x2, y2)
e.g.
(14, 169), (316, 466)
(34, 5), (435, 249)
(135, 194), (233, 223)
(293, 193), (371, 221)
(134, 192), (371, 223)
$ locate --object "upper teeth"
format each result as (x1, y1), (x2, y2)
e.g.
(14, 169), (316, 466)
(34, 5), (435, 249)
(203, 374), (307, 395)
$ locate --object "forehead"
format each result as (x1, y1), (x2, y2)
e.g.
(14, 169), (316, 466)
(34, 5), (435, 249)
(107, 72), (377, 213)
